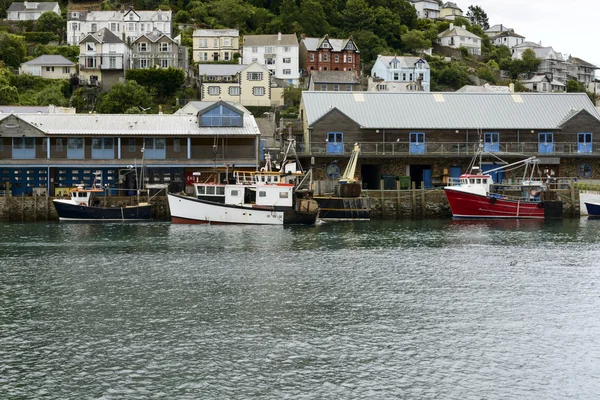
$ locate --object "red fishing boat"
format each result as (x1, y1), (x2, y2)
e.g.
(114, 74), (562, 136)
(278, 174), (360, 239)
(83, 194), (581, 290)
(444, 146), (546, 219)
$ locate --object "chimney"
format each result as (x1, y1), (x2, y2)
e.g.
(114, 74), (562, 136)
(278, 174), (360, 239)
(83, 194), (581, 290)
(277, 32), (282, 41)
(449, 23), (454, 30)
(509, 83), (514, 92)
(159, 105), (163, 114)
(301, 33), (305, 40)
(461, 25), (466, 29)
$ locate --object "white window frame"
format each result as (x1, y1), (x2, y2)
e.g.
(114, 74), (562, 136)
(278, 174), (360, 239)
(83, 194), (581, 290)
(208, 86), (221, 95)
(252, 87), (265, 96)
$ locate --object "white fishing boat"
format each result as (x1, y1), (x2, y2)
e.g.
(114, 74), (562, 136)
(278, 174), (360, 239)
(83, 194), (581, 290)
(167, 138), (319, 225)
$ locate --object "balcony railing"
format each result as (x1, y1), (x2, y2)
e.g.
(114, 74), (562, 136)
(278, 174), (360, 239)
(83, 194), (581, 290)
(295, 141), (600, 157)
(79, 54), (125, 70)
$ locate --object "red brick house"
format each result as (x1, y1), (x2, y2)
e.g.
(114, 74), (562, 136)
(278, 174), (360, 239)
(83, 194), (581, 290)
(299, 34), (360, 75)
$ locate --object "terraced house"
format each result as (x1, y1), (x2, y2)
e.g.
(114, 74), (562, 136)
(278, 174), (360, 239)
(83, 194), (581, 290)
(130, 29), (188, 70)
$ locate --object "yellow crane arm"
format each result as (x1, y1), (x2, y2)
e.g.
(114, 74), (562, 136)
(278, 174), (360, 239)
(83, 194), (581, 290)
(339, 143), (360, 184)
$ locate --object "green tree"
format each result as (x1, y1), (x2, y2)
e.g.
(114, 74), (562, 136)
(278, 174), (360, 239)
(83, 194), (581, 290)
(351, 29), (388, 65)
(466, 5), (489, 30)
(0, 85), (18, 105)
(521, 48), (541, 73)
(299, 0), (330, 37)
(174, 10), (191, 23)
(0, 33), (27, 68)
(35, 11), (65, 37)
(95, 80), (153, 114)
(283, 85), (303, 107)
(279, 0), (300, 33)
(125, 67), (185, 102)
(35, 84), (68, 106)
(566, 79), (586, 92)
(400, 30), (431, 54)
(373, 6), (407, 49)
(432, 62), (469, 90)
(342, 0), (375, 32)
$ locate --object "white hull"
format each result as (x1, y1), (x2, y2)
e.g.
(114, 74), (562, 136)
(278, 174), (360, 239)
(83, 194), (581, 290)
(168, 193), (285, 225)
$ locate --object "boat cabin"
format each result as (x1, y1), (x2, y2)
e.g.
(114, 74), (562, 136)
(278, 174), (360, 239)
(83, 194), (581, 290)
(68, 185), (103, 206)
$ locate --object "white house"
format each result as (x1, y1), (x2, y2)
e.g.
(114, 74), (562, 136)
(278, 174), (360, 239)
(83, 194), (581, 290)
(19, 55), (74, 79)
(437, 23), (482, 55)
(520, 73), (565, 93)
(242, 32), (300, 86)
(67, 8), (172, 46)
(489, 29), (525, 49)
(7, 1), (60, 21)
(78, 28), (130, 90)
(410, 0), (440, 19)
(370, 55), (430, 92)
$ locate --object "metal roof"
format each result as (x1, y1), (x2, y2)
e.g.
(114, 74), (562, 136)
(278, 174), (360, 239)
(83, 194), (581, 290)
(302, 92), (600, 130)
(175, 101), (250, 115)
(1, 113), (260, 136)
(22, 55), (75, 66)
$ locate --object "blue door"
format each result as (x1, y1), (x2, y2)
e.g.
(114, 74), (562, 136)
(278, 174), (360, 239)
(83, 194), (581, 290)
(259, 139), (266, 162)
(538, 132), (554, 154)
(578, 132), (592, 153)
(144, 138), (166, 159)
(423, 168), (432, 188)
(67, 138), (85, 159)
(409, 132), (425, 154)
(484, 132), (499, 152)
(482, 164), (504, 184)
(12, 137), (35, 159)
(327, 132), (344, 154)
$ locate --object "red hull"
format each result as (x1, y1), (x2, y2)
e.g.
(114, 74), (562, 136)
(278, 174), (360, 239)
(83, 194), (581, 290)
(444, 188), (544, 219)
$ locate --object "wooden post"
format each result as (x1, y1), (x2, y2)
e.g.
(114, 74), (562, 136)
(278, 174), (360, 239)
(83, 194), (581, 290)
(421, 181), (426, 217)
(21, 194), (24, 221)
(380, 178), (385, 217)
(396, 179), (401, 218)
(411, 181), (417, 217)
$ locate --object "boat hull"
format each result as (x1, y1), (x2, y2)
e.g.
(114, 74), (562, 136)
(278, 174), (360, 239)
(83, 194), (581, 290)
(444, 188), (544, 219)
(584, 202), (600, 218)
(167, 193), (318, 225)
(53, 200), (152, 221)
(314, 196), (370, 221)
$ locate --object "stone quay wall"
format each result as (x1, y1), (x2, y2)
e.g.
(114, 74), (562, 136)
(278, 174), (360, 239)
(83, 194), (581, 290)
(0, 190), (580, 222)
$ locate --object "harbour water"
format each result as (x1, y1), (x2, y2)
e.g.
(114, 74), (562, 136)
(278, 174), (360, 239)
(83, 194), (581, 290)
(1, 219), (600, 399)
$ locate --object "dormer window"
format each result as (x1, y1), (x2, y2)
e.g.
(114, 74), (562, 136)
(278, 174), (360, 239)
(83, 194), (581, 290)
(71, 12), (79, 18)
(86, 43), (96, 52)
(129, 14), (135, 20)
(322, 42), (329, 48)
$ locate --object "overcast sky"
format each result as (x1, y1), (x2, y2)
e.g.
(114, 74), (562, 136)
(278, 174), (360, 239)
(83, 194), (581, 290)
(467, 0), (599, 74)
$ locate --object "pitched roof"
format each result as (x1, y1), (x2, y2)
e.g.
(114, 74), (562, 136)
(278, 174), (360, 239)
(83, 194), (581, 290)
(309, 71), (359, 84)
(79, 28), (123, 44)
(175, 101), (250, 115)
(376, 56), (429, 69)
(243, 33), (298, 47)
(7, 2), (58, 12)
(193, 29), (239, 37)
(490, 30), (525, 39)
(199, 64), (245, 76)
(22, 54), (75, 66)
(569, 57), (599, 69)
(301, 92), (600, 130)
(438, 25), (481, 40)
(132, 28), (173, 43)
(69, 9), (171, 21)
(0, 113), (260, 136)
(301, 36), (359, 53)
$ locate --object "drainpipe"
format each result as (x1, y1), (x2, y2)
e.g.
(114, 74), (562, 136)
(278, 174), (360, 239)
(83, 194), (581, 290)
(187, 137), (191, 159)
